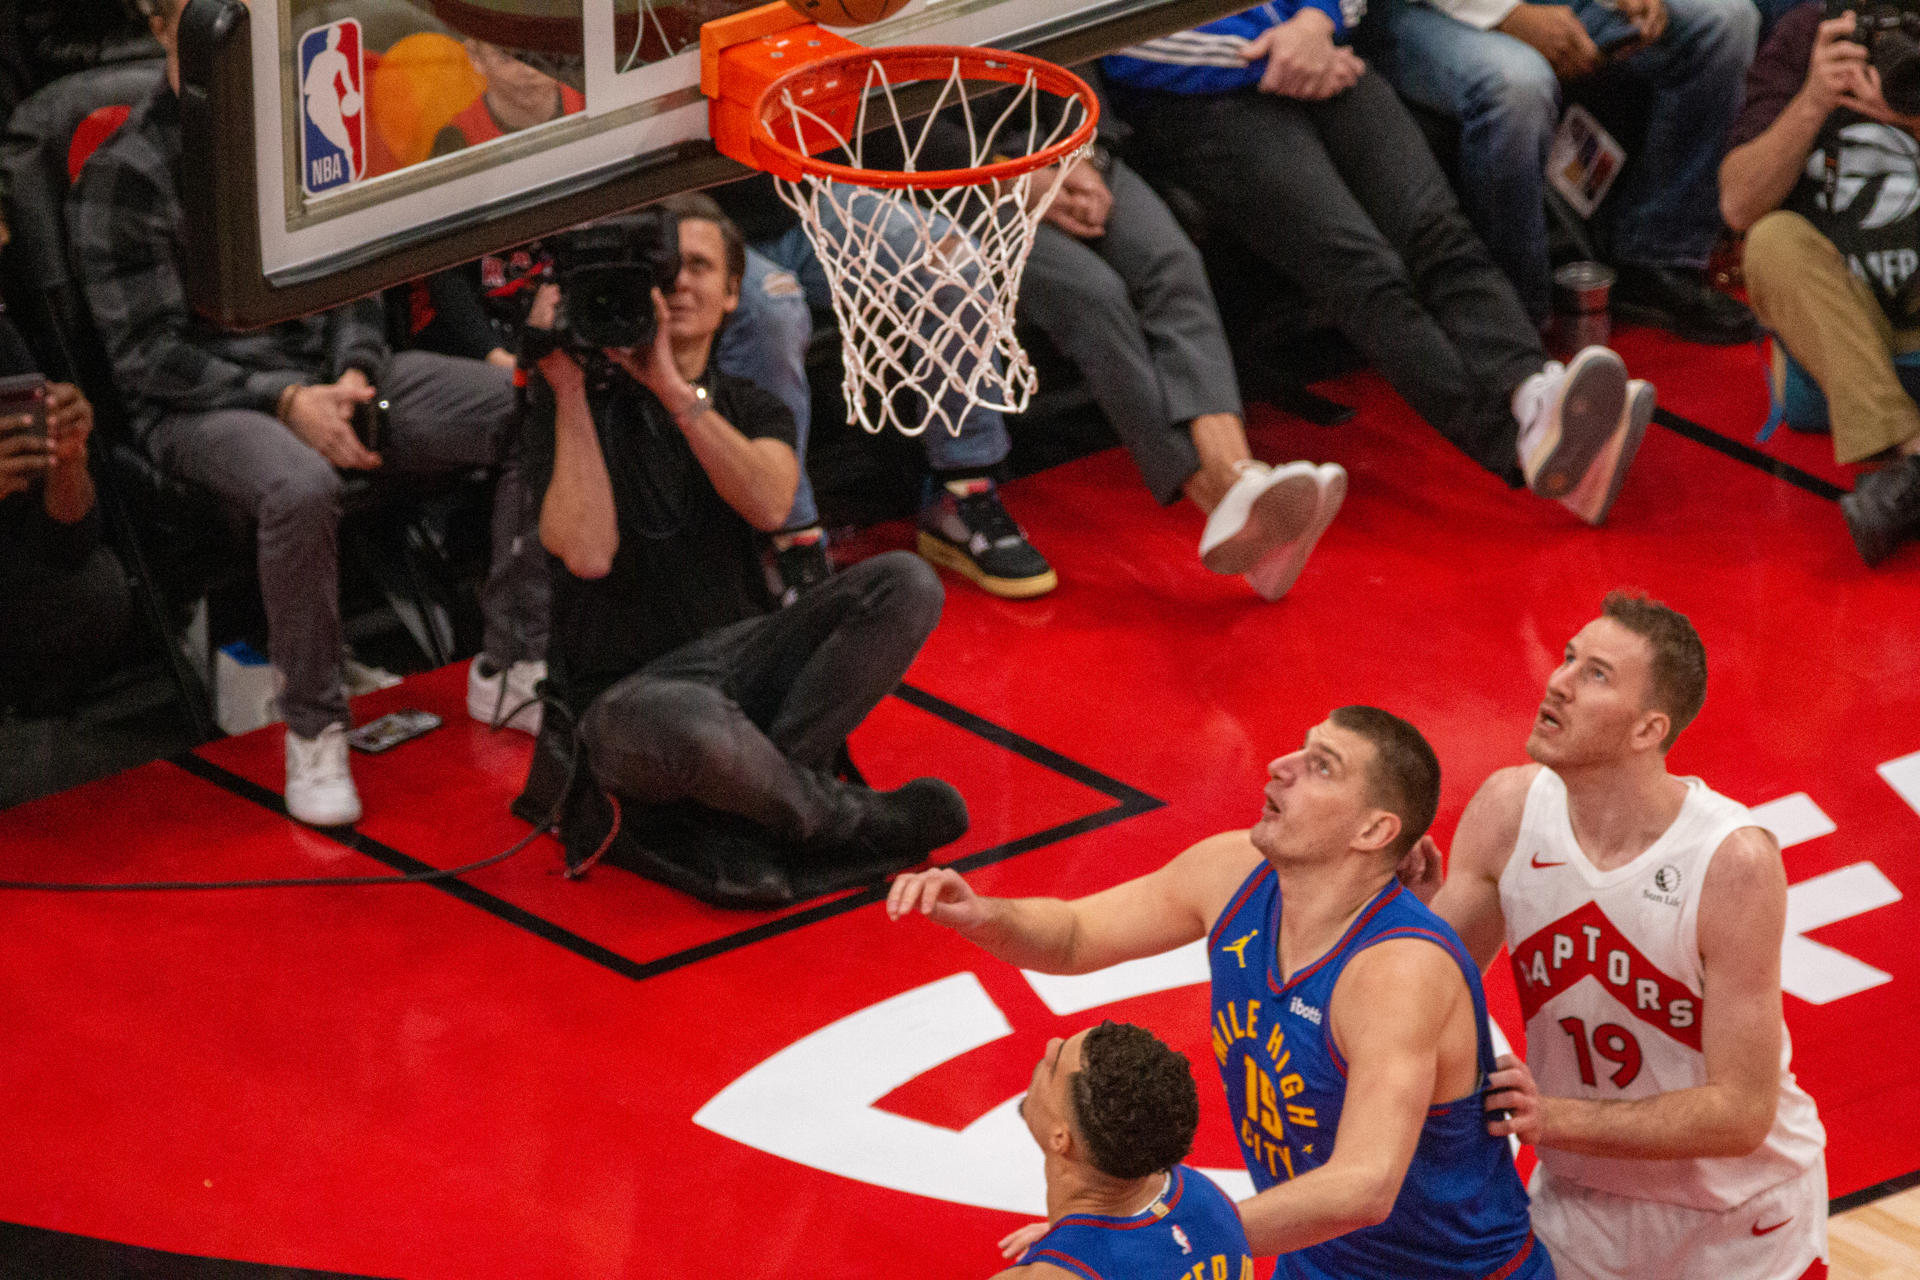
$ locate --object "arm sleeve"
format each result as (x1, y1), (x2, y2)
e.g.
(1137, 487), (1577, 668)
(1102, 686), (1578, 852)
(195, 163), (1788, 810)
(1727, 3), (1823, 151)
(714, 374), (797, 451)
(68, 149), (302, 417)
(326, 297), (391, 381)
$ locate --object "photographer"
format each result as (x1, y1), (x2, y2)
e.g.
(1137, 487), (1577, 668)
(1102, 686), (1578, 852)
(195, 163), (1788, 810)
(1721, 2), (1920, 566)
(0, 311), (130, 712)
(523, 195), (967, 904)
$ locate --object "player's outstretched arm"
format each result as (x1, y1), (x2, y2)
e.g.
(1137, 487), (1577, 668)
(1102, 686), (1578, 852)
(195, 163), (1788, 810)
(1489, 826), (1786, 1159)
(1237, 939), (1462, 1255)
(886, 831), (1261, 975)
(1426, 765), (1536, 973)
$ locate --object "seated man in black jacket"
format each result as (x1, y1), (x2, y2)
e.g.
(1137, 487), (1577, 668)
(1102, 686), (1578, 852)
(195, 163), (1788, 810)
(0, 312), (130, 714)
(522, 195), (967, 905)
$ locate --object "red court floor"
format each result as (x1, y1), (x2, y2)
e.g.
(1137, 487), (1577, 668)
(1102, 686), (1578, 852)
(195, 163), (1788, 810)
(1, 330), (1917, 1278)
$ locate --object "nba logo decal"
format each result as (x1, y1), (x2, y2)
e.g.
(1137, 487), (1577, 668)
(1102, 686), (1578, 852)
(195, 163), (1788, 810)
(298, 19), (365, 196)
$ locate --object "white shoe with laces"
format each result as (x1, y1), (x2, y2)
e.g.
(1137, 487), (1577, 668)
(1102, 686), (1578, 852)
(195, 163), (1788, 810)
(1199, 460), (1322, 575)
(1513, 346), (1628, 498)
(468, 657), (546, 734)
(285, 723), (362, 827)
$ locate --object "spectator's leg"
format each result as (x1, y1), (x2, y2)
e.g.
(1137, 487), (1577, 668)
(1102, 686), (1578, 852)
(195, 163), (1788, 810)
(1019, 219), (1190, 502)
(378, 350), (549, 664)
(0, 544), (132, 706)
(1127, 88), (1518, 477)
(1381, 0), (1561, 322)
(1588, 0), (1759, 270)
(717, 249), (820, 530)
(145, 408), (348, 737)
(1315, 74), (1548, 407)
(1745, 211), (1920, 464)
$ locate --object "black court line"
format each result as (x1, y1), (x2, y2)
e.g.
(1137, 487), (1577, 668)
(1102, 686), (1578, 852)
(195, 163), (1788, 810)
(175, 682), (1164, 986)
(1653, 407), (1848, 503)
(1830, 1164), (1920, 1215)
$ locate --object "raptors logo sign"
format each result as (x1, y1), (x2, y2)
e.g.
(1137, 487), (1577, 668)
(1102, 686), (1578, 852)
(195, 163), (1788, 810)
(298, 19), (365, 196)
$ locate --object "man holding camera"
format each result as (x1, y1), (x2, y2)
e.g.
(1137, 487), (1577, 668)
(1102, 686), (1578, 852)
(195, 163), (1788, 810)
(1721, 2), (1920, 566)
(523, 195), (967, 902)
(69, 0), (548, 827)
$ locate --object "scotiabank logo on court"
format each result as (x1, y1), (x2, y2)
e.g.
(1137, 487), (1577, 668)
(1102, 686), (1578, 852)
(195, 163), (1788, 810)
(298, 19), (365, 196)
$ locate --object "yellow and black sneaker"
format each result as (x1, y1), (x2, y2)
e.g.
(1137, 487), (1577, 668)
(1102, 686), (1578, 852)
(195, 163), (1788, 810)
(915, 477), (1057, 599)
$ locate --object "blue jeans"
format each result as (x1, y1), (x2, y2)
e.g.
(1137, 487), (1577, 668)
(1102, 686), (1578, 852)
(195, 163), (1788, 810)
(756, 205), (1011, 477)
(1383, 0), (1758, 320)
(718, 249), (819, 530)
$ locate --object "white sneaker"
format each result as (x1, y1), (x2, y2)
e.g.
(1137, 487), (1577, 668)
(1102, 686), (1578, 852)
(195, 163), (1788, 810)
(1246, 463), (1347, 601)
(1513, 346), (1628, 498)
(1560, 379), (1655, 527)
(285, 723), (362, 827)
(1199, 460), (1322, 575)
(468, 656), (546, 734)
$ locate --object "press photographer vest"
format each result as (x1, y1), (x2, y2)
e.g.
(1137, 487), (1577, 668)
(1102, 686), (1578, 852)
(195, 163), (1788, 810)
(1787, 113), (1920, 324)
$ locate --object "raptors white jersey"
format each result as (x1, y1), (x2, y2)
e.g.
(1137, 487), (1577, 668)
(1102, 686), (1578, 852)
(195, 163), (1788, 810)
(1500, 768), (1826, 1212)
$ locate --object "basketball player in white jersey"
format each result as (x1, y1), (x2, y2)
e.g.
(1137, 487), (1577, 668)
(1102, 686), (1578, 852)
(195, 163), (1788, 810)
(1404, 591), (1828, 1280)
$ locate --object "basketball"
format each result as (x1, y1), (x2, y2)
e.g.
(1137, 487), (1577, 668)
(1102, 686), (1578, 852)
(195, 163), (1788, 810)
(782, 0), (913, 27)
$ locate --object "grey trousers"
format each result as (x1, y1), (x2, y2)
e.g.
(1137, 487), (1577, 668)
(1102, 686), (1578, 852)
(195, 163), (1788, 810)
(1019, 159), (1243, 506)
(145, 351), (547, 738)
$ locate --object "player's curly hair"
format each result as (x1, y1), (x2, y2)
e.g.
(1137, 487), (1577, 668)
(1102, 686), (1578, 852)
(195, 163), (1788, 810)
(1068, 1021), (1200, 1180)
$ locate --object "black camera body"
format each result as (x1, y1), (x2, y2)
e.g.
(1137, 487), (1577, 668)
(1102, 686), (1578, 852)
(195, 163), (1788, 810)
(544, 208), (683, 354)
(1833, 0), (1920, 116)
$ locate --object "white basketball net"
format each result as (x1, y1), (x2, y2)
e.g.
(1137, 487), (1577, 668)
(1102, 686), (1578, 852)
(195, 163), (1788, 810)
(766, 57), (1092, 437)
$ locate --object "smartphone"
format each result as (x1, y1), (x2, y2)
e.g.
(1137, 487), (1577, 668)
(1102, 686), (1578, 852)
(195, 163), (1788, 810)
(346, 708), (442, 754)
(0, 373), (49, 442)
(350, 395), (389, 452)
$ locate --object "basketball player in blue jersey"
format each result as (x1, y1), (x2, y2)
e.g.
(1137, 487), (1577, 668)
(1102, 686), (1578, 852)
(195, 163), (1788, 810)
(990, 1020), (1253, 1279)
(890, 706), (1551, 1278)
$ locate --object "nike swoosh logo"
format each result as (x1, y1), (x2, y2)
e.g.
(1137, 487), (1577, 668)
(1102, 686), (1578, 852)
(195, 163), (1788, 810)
(1752, 1219), (1792, 1236)
(1530, 853), (1567, 869)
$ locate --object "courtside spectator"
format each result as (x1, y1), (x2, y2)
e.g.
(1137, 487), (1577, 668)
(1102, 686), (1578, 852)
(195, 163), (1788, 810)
(1103, 5), (1656, 525)
(70, 0), (549, 827)
(1383, 0), (1759, 339)
(1721, 2), (1920, 565)
(0, 311), (130, 712)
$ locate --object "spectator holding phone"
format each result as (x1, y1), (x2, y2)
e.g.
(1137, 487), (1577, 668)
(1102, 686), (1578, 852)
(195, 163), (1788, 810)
(0, 311), (130, 712)
(1382, 0), (1760, 339)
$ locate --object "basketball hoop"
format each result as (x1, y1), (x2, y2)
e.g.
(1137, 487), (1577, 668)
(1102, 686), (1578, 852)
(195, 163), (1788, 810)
(705, 15), (1098, 437)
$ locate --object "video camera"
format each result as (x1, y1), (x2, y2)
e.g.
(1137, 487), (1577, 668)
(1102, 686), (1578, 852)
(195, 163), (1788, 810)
(1832, 0), (1920, 115)
(540, 207), (683, 356)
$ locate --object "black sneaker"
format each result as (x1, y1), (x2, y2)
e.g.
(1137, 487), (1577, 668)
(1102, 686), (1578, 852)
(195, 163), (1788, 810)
(769, 529), (833, 608)
(916, 478), (1058, 598)
(1841, 453), (1920, 567)
(1612, 264), (1761, 346)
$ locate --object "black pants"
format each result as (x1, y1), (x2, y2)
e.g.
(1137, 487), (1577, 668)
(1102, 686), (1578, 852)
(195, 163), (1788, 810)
(1115, 75), (1546, 484)
(580, 550), (943, 846)
(0, 543), (131, 712)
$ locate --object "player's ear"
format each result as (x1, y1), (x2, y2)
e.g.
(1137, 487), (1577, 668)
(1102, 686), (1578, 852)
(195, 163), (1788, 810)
(1354, 809), (1401, 857)
(1630, 708), (1670, 754)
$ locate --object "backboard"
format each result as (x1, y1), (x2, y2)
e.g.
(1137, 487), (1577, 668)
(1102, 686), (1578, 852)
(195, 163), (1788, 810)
(178, 0), (1255, 327)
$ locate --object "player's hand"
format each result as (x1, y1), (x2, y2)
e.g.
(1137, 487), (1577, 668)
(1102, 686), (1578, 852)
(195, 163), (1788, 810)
(1395, 834), (1445, 904)
(997, 1221), (1050, 1259)
(43, 383), (93, 469)
(1041, 159), (1112, 239)
(284, 379), (381, 470)
(1496, 4), (1601, 80)
(0, 423), (55, 500)
(1484, 1052), (1545, 1145)
(886, 866), (992, 930)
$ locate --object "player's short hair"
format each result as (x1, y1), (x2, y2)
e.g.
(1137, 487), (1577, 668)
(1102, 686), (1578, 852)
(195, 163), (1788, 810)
(659, 192), (746, 288)
(1067, 1021), (1200, 1180)
(1601, 590), (1707, 750)
(1330, 705), (1440, 862)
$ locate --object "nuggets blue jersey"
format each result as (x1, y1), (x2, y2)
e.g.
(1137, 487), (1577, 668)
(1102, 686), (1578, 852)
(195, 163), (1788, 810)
(1209, 869), (1551, 1280)
(1017, 1164), (1253, 1280)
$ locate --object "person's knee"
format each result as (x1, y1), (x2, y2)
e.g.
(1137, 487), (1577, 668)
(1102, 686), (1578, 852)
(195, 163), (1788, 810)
(1743, 210), (1835, 290)
(872, 549), (944, 638)
(1041, 259), (1135, 334)
(256, 449), (343, 531)
(1670, 0), (1759, 63)
(1461, 49), (1558, 133)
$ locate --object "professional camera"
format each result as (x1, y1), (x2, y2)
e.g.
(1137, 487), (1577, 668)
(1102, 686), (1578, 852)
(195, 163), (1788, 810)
(544, 208), (683, 353)
(1834, 0), (1920, 116)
